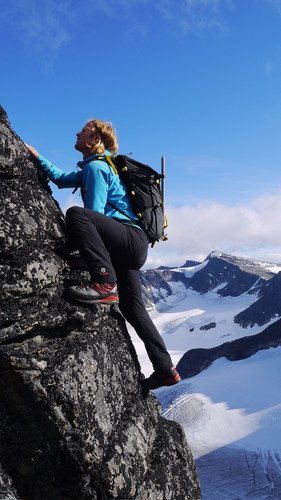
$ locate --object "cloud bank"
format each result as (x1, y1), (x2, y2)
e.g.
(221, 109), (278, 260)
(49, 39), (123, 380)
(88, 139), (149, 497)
(145, 192), (281, 268)
(62, 189), (281, 269)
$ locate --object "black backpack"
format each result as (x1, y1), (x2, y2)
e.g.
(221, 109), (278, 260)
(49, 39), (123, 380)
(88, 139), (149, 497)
(105, 155), (168, 245)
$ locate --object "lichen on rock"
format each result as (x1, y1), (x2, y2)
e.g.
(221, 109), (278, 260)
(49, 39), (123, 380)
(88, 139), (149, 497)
(0, 105), (201, 499)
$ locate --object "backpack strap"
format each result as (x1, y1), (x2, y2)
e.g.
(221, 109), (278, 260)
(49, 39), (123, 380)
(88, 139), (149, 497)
(107, 200), (137, 224)
(102, 156), (138, 223)
(105, 154), (118, 175)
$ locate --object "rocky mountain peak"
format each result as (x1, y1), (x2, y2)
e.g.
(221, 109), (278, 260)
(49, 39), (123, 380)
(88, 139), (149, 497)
(0, 107), (201, 499)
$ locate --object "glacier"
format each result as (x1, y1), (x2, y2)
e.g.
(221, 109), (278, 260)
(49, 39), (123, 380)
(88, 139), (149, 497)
(130, 254), (281, 498)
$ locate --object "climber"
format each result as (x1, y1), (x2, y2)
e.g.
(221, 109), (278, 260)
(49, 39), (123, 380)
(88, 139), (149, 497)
(25, 119), (181, 390)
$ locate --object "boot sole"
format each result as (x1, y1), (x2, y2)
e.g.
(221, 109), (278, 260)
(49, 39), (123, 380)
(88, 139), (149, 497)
(141, 375), (182, 391)
(67, 291), (119, 304)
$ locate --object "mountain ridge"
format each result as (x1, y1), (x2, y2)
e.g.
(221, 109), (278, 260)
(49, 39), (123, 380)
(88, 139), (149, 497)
(138, 250), (281, 378)
(141, 250), (281, 315)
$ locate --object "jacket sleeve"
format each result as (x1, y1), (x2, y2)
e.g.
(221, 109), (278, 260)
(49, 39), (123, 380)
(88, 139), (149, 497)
(37, 154), (81, 188)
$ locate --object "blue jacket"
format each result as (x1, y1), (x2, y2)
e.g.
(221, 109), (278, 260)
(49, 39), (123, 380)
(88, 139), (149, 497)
(37, 152), (138, 222)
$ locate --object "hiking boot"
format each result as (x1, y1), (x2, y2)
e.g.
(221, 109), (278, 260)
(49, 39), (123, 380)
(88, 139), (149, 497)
(142, 367), (182, 390)
(67, 282), (119, 304)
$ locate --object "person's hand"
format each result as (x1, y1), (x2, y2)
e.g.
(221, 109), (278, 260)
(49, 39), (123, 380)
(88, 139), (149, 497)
(25, 143), (39, 159)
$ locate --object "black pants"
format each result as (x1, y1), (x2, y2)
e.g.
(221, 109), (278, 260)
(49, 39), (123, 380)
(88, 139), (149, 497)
(65, 206), (173, 372)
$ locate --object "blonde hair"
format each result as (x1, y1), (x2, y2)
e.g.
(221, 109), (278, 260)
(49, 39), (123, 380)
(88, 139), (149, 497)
(86, 119), (119, 155)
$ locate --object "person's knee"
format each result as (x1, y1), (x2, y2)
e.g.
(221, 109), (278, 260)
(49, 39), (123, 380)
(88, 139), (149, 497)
(65, 206), (83, 226)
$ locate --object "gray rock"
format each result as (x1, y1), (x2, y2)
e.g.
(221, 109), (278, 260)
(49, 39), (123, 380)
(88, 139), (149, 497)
(0, 105), (201, 499)
(0, 464), (20, 499)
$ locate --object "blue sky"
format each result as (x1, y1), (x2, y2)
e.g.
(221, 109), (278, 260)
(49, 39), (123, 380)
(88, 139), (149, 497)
(2, 0), (281, 267)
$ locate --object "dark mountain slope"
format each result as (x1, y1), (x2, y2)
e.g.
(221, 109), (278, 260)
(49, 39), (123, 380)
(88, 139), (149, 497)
(177, 317), (281, 378)
(235, 271), (281, 327)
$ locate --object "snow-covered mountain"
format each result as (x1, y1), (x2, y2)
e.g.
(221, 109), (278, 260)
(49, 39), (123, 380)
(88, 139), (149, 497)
(141, 250), (281, 308)
(130, 251), (281, 498)
(139, 251), (281, 365)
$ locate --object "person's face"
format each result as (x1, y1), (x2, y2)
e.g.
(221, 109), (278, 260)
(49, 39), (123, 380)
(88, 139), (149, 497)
(75, 124), (93, 156)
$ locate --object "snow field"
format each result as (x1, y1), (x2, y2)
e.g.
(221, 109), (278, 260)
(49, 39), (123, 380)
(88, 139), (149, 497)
(129, 281), (278, 376)
(128, 274), (281, 498)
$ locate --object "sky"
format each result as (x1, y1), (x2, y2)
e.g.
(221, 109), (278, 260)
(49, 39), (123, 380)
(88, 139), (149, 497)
(2, 0), (281, 268)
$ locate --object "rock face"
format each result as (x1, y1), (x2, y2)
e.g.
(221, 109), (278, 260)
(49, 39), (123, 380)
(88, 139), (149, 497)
(0, 106), (201, 499)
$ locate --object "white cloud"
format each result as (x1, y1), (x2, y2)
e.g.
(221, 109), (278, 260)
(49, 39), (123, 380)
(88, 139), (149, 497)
(91, 0), (233, 32)
(57, 183), (281, 270)
(145, 192), (281, 268)
(2, 0), (233, 70)
(1, 0), (72, 70)
(157, 0), (233, 33)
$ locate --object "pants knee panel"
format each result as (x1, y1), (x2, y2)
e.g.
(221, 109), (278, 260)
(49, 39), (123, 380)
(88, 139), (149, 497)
(65, 206), (84, 225)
